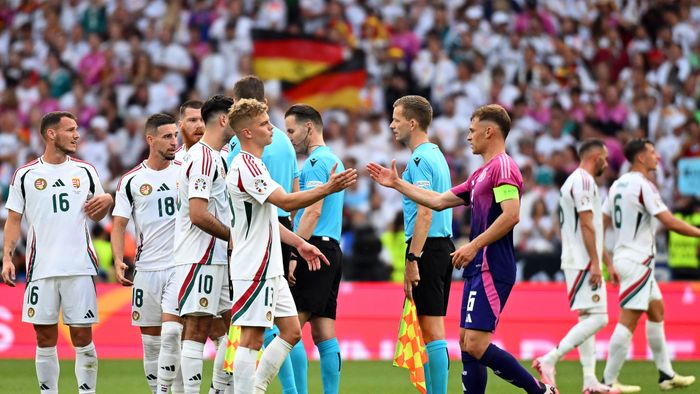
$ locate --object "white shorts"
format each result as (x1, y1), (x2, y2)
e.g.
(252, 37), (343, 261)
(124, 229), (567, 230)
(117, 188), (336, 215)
(564, 268), (607, 313)
(175, 264), (233, 317)
(231, 276), (297, 328)
(131, 267), (180, 326)
(22, 276), (98, 325)
(615, 257), (662, 310)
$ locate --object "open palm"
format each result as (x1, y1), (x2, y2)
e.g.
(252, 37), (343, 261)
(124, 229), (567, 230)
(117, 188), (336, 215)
(366, 159), (400, 188)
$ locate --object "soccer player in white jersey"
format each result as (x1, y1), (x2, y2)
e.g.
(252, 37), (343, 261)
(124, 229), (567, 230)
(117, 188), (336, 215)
(174, 95), (235, 394)
(534, 139), (620, 394)
(111, 113), (182, 393)
(2, 111), (113, 394)
(602, 139), (698, 392)
(176, 98), (232, 394)
(226, 99), (357, 393)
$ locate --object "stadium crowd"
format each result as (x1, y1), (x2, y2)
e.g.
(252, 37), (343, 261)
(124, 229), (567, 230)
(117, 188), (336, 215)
(1, 0), (699, 283)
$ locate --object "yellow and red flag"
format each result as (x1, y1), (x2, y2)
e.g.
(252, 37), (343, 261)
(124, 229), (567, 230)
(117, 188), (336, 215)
(223, 325), (241, 373)
(393, 298), (428, 394)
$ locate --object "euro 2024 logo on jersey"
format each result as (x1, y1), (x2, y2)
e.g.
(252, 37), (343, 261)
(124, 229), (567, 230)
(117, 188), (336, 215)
(194, 177), (207, 191)
(254, 178), (268, 193)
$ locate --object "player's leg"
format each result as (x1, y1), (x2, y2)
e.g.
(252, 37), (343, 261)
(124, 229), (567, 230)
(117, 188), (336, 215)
(24, 278), (61, 394)
(459, 278), (488, 394)
(181, 315), (213, 393)
(290, 314), (311, 394)
(140, 326), (162, 393)
(311, 317), (341, 394)
(603, 308), (642, 388)
(265, 325), (298, 394)
(132, 269), (168, 393)
(413, 238), (453, 394)
(210, 313), (233, 394)
(235, 326), (265, 394)
(159, 267), (184, 393)
(61, 276), (99, 394)
(647, 296), (695, 389)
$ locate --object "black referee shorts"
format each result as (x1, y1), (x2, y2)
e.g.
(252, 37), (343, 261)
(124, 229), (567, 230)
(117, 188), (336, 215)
(291, 236), (342, 319)
(406, 237), (455, 316)
(279, 216), (293, 278)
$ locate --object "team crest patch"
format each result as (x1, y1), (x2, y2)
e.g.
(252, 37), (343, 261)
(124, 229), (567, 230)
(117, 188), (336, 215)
(140, 184), (153, 195)
(34, 178), (47, 190)
(72, 176), (81, 189)
(27, 307), (35, 317)
(132, 311), (140, 321)
(592, 294), (600, 303)
(266, 311), (272, 321)
(254, 178), (268, 193)
(194, 177), (207, 191)
(199, 297), (209, 308)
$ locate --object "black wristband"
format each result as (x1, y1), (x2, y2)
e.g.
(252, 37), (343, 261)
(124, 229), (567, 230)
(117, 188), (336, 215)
(407, 252), (421, 263)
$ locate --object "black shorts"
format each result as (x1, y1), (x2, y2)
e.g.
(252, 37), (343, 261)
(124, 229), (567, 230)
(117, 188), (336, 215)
(291, 236), (342, 319)
(406, 237), (455, 316)
(279, 216), (293, 278)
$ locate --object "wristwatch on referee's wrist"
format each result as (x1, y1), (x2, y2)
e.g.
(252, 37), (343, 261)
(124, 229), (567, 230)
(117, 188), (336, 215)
(407, 252), (422, 263)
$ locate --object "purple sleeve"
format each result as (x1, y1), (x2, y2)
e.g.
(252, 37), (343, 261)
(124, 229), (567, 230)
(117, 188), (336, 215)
(450, 177), (472, 204)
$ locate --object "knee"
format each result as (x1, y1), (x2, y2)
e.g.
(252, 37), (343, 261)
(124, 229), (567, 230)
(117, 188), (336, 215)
(460, 335), (486, 359)
(69, 328), (92, 347)
(35, 327), (58, 348)
(282, 326), (302, 346)
(161, 322), (183, 344)
(589, 313), (609, 331)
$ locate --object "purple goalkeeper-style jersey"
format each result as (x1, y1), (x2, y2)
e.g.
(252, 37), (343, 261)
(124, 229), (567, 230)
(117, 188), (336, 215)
(450, 152), (523, 284)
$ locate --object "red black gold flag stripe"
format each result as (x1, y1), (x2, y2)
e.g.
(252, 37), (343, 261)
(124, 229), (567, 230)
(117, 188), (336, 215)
(282, 50), (367, 112)
(252, 29), (345, 83)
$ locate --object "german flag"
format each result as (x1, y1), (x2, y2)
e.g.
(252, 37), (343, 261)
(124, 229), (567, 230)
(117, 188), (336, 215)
(252, 29), (346, 83)
(282, 51), (367, 112)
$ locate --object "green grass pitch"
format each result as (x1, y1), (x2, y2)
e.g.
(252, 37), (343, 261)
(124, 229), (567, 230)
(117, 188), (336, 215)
(0, 360), (697, 393)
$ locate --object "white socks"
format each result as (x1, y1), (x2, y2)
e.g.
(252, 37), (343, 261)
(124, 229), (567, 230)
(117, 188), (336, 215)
(604, 323), (633, 384)
(255, 337), (294, 393)
(142, 334), (161, 393)
(234, 347), (258, 394)
(210, 336), (233, 394)
(646, 320), (674, 378)
(75, 342), (98, 394)
(543, 313), (608, 365)
(579, 335), (597, 384)
(36, 346), (59, 394)
(181, 340), (205, 394)
(158, 321), (183, 393)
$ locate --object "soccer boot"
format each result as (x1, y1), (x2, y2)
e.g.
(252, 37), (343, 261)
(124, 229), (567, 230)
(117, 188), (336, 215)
(604, 380), (641, 393)
(543, 383), (559, 394)
(533, 357), (556, 386)
(659, 373), (695, 391)
(583, 381), (622, 394)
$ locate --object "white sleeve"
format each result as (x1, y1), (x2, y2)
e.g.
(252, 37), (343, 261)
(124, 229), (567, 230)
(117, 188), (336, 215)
(572, 174), (594, 213)
(5, 171), (26, 214)
(187, 155), (215, 201)
(112, 176), (132, 219)
(89, 166), (106, 196)
(641, 181), (668, 216)
(240, 159), (280, 205)
(601, 194), (611, 217)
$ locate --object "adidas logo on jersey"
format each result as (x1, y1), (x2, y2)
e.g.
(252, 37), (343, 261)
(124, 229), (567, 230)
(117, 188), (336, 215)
(157, 183), (170, 192)
(188, 373), (202, 381)
(84, 310), (95, 319)
(79, 384), (91, 390)
(52, 179), (66, 187)
(465, 313), (472, 323)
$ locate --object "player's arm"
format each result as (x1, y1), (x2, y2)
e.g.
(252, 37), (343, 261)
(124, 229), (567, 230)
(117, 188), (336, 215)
(189, 198), (231, 241)
(451, 188), (520, 268)
(111, 216), (133, 286)
(289, 176), (300, 222)
(367, 160), (463, 211)
(1, 210), (22, 287)
(267, 163), (356, 212)
(295, 199), (323, 240)
(579, 210), (603, 287)
(279, 223), (329, 272)
(655, 211), (700, 237)
(85, 193), (114, 221)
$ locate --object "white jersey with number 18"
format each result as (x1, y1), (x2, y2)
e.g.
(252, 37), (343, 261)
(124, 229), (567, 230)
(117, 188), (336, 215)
(113, 161), (181, 271)
(5, 156), (105, 282)
(603, 171), (668, 264)
(559, 168), (603, 270)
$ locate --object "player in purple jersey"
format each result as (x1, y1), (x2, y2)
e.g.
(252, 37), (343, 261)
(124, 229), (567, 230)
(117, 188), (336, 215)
(368, 104), (556, 394)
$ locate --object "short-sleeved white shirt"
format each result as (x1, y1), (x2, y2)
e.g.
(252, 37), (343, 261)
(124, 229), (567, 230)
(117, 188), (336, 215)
(560, 168), (603, 270)
(5, 156), (105, 282)
(603, 171), (668, 263)
(174, 142), (230, 266)
(112, 161), (181, 271)
(227, 151), (283, 280)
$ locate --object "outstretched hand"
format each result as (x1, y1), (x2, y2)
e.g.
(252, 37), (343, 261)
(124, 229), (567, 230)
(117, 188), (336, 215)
(115, 260), (133, 286)
(366, 160), (400, 189)
(297, 241), (330, 271)
(326, 163), (358, 193)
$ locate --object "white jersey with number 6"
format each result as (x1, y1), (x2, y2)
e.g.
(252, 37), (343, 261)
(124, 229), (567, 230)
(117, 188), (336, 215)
(603, 171), (668, 263)
(5, 157), (104, 282)
(113, 161), (181, 271)
(559, 168), (603, 270)
(174, 142), (230, 266)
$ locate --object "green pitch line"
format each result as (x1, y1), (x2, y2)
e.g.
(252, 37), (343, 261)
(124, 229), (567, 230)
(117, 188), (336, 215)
(0, 360), (697, 393)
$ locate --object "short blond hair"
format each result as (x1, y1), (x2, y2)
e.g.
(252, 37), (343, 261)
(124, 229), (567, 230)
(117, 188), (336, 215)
(227, 98), (268, 132)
